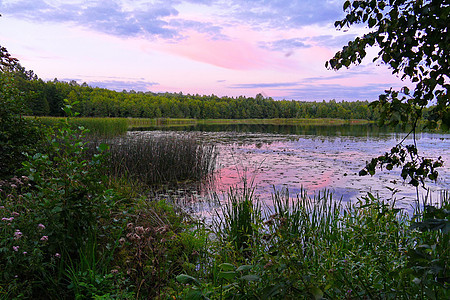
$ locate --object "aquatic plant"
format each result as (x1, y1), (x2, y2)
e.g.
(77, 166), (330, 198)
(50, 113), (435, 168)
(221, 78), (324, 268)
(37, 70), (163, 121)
(99, 133), (217, 186)
(177, 187), (449, 299)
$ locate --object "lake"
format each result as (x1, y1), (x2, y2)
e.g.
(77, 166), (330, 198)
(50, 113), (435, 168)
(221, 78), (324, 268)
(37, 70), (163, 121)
(130, 124), (450, 216)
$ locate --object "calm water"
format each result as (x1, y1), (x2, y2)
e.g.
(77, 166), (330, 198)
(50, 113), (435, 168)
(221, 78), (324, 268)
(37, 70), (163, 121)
(131, 124), (450, 214)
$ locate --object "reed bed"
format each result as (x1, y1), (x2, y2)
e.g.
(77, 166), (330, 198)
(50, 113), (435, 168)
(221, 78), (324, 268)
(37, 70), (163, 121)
(35, 116), (129, 137)
(93, 134), (217, 185)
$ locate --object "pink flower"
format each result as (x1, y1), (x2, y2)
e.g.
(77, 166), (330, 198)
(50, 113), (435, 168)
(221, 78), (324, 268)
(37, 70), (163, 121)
(23, 252), (27, 255)
(2, 217), (14, 222)
(10, 184), (17, 188)
(14, 230), (22, 240)
(37, 223), (46, 230)
(40, 235), (48, 241)
(55, 253), (61, 258)
(12, 212), (19, 216)
(135, 226), (145, 235)
(12, 246), (19, 251)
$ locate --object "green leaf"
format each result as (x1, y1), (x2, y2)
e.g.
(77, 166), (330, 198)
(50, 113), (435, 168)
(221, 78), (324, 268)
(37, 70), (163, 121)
(97, 143), (108, 152)
(240, 274), (259, 282)
(310, 286), (324, 300)
(218, 271), (237, 281)
(343, 0), (351, 10)
(236, 265), (253, 272)
(219, 263), (235, 271)
(176, 274), (201, 286)
(185, 290), (203, 300)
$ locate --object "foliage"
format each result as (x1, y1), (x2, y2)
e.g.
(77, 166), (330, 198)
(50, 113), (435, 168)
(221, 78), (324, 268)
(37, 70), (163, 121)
(17, 78), (378, 120)
(0, 50), (45, 179)
(38, 116), (129, 137)
(176, 188), (449, 299)
(0, 104), (124, 298)
(327, 0), (449, 186)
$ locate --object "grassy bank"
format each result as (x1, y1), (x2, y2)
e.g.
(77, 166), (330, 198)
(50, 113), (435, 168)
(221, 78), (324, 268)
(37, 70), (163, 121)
(36, 116), (129, 137)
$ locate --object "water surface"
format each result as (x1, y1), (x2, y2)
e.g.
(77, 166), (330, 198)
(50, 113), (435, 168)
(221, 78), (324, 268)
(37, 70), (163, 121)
(131, 124), (449, 214)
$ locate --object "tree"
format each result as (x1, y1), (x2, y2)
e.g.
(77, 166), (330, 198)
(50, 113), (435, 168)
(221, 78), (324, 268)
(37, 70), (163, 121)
(327, 0), (448, 187)
(0, 45), (45, 178)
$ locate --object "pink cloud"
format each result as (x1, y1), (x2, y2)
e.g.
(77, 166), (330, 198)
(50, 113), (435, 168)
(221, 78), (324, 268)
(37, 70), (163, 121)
(159, 32), (292, 70)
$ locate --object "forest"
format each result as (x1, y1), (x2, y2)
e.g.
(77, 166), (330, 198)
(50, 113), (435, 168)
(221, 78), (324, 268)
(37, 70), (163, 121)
(11, 69), (377, 120)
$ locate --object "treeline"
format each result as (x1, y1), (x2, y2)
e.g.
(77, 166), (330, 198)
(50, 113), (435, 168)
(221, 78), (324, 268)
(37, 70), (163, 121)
(15, 78), (377, 120)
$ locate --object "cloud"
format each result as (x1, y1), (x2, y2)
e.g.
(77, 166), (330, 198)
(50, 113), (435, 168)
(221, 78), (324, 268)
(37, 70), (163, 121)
(310, 34), (359, 48)
(259, 38), (311, 52)
(88, 80), (158, 92)
(168, 19), (227, 40)
(228, 82), (300, 89)
(1, 0), (180, 38)
(223, 0), (344, 29)
(1, 1), (347, 41)
(57, 77), (159, 92)
(282, 83), (392, 101)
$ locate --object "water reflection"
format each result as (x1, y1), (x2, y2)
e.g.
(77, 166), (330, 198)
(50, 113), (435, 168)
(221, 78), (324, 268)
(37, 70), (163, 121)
(132, 123), (395, 137)
(131, 124), (449, 215)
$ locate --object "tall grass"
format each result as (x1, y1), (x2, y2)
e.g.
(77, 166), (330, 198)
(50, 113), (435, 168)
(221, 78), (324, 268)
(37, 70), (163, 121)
(95, 134), (217, 185)
(36, 116), (129, 137)
(176, 186), (449, 299)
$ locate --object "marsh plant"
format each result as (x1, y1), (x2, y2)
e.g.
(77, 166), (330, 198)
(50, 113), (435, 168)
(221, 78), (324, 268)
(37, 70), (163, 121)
(37, 116), (129, 137)
(177, 187), (449, 299)
(98, 134), (217, 186)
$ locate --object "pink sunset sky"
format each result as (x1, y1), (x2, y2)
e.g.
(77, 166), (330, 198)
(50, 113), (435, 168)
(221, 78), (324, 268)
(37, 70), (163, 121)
(0, 0), (409, 101)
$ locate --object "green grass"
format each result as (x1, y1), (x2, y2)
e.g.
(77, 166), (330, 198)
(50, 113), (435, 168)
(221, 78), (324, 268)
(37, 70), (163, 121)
(34, 116), (129, 137)
(175, 187), (449, 299)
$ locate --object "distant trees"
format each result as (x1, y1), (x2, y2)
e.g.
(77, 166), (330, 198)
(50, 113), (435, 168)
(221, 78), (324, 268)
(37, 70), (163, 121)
(14, 77), (378, 120)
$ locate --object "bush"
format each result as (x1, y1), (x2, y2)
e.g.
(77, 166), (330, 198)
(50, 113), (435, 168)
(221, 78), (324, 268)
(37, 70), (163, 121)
(0, 73), (45, 179)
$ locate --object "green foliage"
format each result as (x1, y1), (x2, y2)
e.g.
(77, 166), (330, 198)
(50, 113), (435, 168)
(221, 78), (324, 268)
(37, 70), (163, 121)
(176, 188), (449, 299)
(0, 104), (123, 298)
(327, 0), (449, 185)
(38, 116), (129, 137)
(0, 72), (45, 179)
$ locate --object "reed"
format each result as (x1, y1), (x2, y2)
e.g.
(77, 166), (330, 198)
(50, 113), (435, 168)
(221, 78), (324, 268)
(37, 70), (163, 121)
(94, 134), (217, 186)
(214, 182), (262, 258)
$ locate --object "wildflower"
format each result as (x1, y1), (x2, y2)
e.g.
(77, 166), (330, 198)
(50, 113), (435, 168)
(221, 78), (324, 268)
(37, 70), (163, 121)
(118, 237), (126, 245)
(135, 226), (145, 235)
(14, 230), (22, 240)
(127, 223), (134, 229)
(10, 184), (17, 188)
(37, 223), (46, 230)
(40, 235), (48, 241)
(12, 212), (19, 216)
(111, 269), (119, 274)
(23, 252), (27, 255)
(1, 217), (13, 222)
(0, 205), (4, 209)
(55, 253), (61, 258)
(133, 233), (141, 240)
(13, 246), (19, 251)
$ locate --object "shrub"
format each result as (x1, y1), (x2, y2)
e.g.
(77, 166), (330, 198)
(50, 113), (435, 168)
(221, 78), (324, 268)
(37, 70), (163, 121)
(0, 73), (45, 179)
